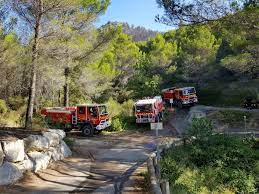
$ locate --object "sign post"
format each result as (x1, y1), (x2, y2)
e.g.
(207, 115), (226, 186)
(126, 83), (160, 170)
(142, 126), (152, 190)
(151, 120), (163, 180)
(170, 99), (173, 110)
(244, 115), (247, 134)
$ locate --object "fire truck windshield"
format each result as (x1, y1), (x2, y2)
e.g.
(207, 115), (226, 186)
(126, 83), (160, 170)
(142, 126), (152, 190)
(183, 88), (196, 95)
(99, 105), (108, 115)
(136, 104), (153, 113)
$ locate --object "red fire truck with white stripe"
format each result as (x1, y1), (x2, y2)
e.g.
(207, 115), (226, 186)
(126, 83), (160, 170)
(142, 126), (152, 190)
(41, 104), (110, 136)
(162, 87), (198, 108)
(135, 96), (164, 123)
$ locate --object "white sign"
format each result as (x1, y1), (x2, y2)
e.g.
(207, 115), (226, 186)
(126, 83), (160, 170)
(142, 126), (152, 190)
(150, 122), (163, 130)
(170, 99), (174, 104)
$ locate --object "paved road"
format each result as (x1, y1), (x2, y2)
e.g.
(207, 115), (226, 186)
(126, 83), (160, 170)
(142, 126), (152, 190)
(0, 128), (177, 194)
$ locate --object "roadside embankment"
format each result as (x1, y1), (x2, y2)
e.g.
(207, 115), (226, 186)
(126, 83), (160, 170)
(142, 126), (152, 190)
(0, 129), (72, 186)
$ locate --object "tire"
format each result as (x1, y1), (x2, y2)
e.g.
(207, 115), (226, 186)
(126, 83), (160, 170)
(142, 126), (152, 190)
(81, 124), (94, 137)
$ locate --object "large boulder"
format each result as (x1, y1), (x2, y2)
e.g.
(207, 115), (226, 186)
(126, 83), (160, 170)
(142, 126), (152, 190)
(2, 140), (25, 162)
(60, 140), (72, 157)
(23, 135), (50, 152)
(13, 154), (34, 173)
(0, 162), (23, 185)
(0, 144), (5, 166)
(49, 146), (64, 161)
(28, 151), (51, 172)
(43, 131), (62, 147)
(47, 129), (66, 139)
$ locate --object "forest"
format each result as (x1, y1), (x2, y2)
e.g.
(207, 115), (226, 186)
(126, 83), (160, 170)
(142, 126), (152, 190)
(0, 0), (258, 129)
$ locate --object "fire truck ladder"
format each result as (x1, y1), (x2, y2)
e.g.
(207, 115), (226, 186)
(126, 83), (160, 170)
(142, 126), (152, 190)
(72, 114), (77, 125)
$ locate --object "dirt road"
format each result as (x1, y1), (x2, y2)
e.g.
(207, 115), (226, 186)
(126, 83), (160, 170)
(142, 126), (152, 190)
(0, 127), (177, 194)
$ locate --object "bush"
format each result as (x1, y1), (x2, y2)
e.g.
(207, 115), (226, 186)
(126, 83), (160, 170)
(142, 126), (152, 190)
(107, 97), (122, 118)
(186, 118), (213, 141)
(109, 116), (125, 132)
(121, 99), (134, 117)
(106, 98), (137, 132)
(8, 96), (25, 111)
(63, 137), (75, 147)
(0, 99), (8, 115)
(161, 120), (258, 193)
(31, 113), (48, 131)
(209, 110), (252, 127)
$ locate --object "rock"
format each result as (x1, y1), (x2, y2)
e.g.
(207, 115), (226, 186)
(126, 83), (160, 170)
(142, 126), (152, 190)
(2, 140), (25, 162)
(23, 135), (50, 152)
(48, 129), (66, 139)
(43, 131), (61, 147)
(28, 151), (51, 172)
(0, 143), (5, 166)
(0, 162), (23, 186)
(60, 140), (72, 157)
(49, 146), (64, 161)
(13, 156), (34, 173)
(187, 110), (207, 123)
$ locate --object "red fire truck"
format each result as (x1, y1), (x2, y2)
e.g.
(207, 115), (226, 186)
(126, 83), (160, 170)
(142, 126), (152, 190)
(162, 87), (198, 108)
(135, 96), (164, 123)
(41, 104), (110, 136)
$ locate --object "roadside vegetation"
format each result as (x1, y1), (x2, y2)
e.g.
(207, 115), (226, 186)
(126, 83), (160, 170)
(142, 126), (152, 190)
(161, 118), (259, 194)
(207, 110), (259, 130)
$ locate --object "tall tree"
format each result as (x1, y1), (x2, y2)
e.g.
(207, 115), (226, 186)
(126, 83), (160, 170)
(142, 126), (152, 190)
(2, 0), (109, 128)
(156, 0), (259, 29)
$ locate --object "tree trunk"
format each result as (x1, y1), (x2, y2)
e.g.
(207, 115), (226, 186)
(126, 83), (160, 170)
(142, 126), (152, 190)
(64, 76), (69, 107)
(63, 67), (70, 108)
(25, 0), (43, 129)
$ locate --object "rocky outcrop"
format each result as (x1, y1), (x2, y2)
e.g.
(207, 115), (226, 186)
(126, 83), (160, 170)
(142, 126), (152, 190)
(24, 135), (50, 152)
(43, 131), (61, 147)
(0, 143), (4, 166)
(28, 151), (51, 172)
(0, 162), (23, 185)
(0, 129), (72, 186)
(14, 155), (34, 173)
(2, 140), (25, 162)
(60, 140), (72, 157)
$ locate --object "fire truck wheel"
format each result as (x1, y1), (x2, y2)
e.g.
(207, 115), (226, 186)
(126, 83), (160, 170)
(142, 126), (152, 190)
(81, 124), (94, 137)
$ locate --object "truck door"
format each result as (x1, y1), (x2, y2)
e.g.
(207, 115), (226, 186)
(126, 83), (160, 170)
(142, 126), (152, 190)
(77, 106), (87, 122)
(87, 106), (99, 125)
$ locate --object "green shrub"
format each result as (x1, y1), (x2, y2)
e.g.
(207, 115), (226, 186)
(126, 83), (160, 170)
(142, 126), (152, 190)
(0, 99), (8, 115)
(209, 110), (252, 127)
(121, 99), (134, 117)
(31, 113), (48, 131)
(63, 137), (75, 147)
(107, 97), (122, 118)
(161, 119), (258, 193)
(109, 116), (125, 132)
(186, 118), (213, 141)
(8, 96), (25, 111)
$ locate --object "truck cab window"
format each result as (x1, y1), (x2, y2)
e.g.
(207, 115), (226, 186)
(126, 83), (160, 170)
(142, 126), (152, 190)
(78, 107), (86, 114)
(89, 107), (98, 117)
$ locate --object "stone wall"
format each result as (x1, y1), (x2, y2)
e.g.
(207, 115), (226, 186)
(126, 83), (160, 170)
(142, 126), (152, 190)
(0, 129), (72, 186)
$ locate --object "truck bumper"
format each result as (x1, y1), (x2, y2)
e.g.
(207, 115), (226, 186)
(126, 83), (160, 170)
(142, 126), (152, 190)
(136, 117), (155, 123)
(95, 120), (111, 130)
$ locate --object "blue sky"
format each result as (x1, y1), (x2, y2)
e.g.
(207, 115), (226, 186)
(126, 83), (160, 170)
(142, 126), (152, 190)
(96, 0), (173, 32)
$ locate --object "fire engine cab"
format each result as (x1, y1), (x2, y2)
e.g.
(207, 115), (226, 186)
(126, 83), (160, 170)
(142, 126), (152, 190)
(162, 87), (198, 108)
(135, 96), (164, 123)
(41, 104), (110, 136)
